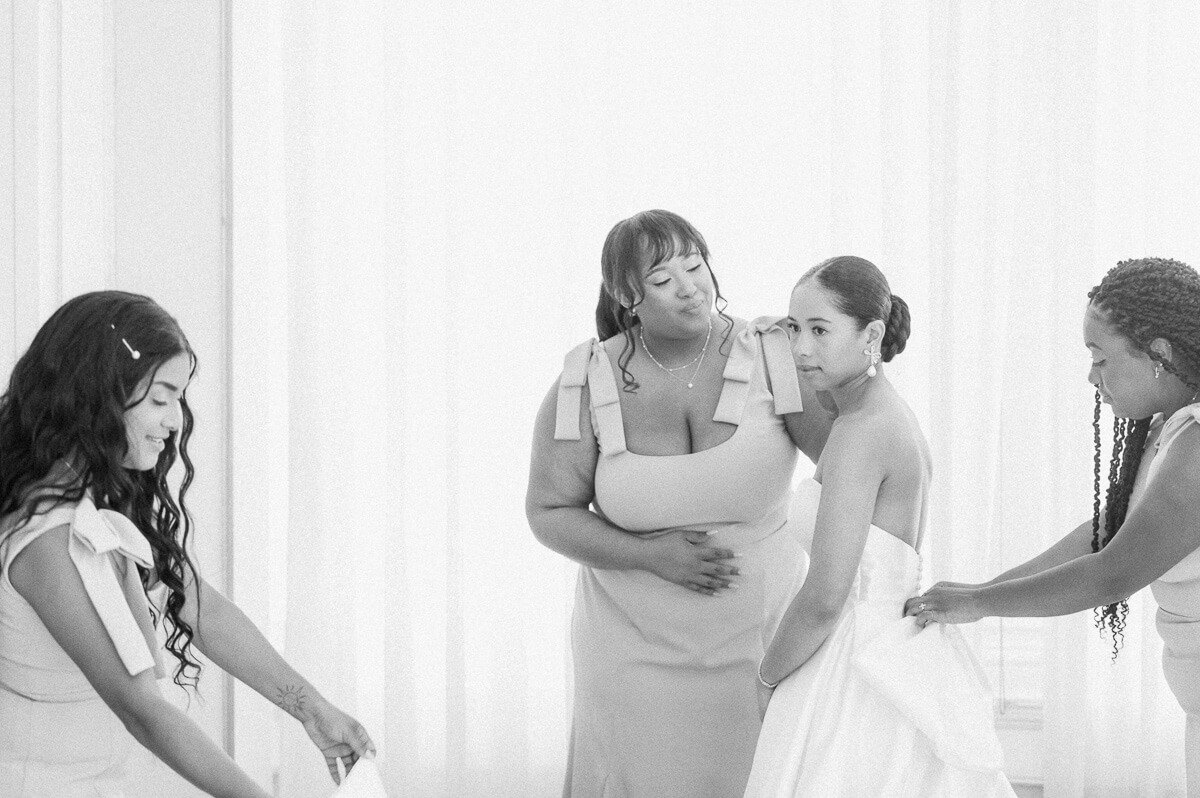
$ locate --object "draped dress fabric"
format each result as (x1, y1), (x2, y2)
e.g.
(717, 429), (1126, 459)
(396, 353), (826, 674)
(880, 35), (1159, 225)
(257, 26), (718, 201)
(0, 495), (164, 798)
(1142, 403), (1200, 773)
(744, 479), (1017, 798)
(553, 319), (808, 798)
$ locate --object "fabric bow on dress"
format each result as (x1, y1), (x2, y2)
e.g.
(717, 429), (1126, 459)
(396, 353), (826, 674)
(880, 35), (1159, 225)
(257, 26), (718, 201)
(67, 498), (166, 679)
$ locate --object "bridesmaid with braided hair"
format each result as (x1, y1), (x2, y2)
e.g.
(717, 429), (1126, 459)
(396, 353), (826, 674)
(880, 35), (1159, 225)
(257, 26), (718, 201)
(906, 257), (1200, 792)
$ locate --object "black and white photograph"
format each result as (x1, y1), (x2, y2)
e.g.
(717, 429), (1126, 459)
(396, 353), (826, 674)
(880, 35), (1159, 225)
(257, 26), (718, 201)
(2, 2), (1199, 797)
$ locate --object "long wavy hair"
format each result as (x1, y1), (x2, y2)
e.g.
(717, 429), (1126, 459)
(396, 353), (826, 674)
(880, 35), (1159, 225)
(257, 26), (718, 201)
(593, 209), (735, 392)
(1087, 257), (1200, 657)
(0, 291), (202, 688)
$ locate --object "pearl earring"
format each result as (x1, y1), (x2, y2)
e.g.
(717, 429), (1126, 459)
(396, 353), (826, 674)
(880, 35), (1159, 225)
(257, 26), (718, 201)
(864, 347), (880, 378)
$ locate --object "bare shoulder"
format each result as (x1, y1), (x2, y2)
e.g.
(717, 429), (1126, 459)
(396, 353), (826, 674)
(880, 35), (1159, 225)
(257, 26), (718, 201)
(825, 393), (929, 479)
(880, 396), (931, 480)
(820, 412), (890, 476)
(829, 399), (915, 445)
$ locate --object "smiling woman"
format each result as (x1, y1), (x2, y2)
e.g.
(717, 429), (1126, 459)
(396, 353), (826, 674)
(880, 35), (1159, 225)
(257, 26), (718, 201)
(120, 354), (191, 472)
(527, 210), (836, 797)
(0, 291), (375, 797)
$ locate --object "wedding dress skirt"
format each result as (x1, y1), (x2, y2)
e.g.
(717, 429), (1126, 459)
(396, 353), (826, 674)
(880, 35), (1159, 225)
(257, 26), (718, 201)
(743, 480), (1017, 797)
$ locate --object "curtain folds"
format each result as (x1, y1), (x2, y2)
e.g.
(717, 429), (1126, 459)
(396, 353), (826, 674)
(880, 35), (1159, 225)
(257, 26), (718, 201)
(230, 2), (1200, 795)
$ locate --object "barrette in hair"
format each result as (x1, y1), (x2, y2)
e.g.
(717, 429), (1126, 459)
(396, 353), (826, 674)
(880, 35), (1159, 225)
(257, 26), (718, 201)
(111, 324), (141, 360)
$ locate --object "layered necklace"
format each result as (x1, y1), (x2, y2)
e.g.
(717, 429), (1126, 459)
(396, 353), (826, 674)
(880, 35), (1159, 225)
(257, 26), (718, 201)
(638, 319), (713, 389)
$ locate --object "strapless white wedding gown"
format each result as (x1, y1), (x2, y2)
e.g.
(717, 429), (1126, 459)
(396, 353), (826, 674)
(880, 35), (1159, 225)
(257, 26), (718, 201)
(744, 479), (1017, 797)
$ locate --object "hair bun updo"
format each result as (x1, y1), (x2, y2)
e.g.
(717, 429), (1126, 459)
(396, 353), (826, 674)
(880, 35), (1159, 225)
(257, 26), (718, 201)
(799, 255), (912, 363)
(881, 293), (910, 362)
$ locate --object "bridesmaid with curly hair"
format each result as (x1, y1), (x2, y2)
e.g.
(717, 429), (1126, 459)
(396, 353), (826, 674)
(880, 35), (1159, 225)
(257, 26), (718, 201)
(907, 257), (1200, 794)
(0, 291), (374, 797)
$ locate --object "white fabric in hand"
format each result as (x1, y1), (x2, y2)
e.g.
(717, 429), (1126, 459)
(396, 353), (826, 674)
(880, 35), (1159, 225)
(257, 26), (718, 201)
(331, 758), (388, 798)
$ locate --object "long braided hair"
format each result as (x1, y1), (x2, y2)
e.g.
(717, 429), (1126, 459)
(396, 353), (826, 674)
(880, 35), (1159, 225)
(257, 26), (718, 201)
(1087, 257), (1200, 657)
(593, 210), (735, 392)
(0, 291), (203, 688)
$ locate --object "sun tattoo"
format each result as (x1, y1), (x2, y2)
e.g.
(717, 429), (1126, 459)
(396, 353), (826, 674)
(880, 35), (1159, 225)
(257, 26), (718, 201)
(276, 684), (307, 718)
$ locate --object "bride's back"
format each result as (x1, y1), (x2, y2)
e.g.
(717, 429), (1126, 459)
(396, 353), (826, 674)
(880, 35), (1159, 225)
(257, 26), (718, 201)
(815, 380), (931, 550)
(870, 385), (932, 549)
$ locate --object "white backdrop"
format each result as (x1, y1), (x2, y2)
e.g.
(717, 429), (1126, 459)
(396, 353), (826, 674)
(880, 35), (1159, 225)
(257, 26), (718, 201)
(231, 2), (1200, 796)
(1, 2), (228, 796)
(4, 1), (1200, 796)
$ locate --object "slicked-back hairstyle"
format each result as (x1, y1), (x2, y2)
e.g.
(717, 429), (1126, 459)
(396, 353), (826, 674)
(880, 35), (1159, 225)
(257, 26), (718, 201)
(1086, 257), (1200, 657)
(593, 209), (734, 391)
(797, 255), (911, 362)
(0, 290), (202, 688)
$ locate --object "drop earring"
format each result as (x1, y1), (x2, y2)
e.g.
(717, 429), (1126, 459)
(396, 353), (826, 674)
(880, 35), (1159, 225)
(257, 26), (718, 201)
(1154, 362), (1162, 379)
(864, 347), (880, 378)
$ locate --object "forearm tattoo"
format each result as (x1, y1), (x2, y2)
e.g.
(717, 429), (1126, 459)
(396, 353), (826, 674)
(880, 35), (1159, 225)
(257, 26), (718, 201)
(276, 684), (308, 718)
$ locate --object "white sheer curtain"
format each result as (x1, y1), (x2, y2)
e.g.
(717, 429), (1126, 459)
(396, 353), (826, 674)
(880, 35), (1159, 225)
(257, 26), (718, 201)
(229, 2), (1200, 795)
(2, 3), (229, 796)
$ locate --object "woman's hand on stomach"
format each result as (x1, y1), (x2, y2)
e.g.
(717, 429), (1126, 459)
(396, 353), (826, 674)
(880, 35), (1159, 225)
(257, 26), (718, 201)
(643, 530), (739, 595)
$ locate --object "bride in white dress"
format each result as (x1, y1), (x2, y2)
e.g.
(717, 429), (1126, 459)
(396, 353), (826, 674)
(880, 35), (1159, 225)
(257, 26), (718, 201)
(745, 256), (1016, 797)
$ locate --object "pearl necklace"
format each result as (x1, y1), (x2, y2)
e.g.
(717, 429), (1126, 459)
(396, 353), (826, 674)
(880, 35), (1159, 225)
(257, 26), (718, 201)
(638, 319), (713, 389)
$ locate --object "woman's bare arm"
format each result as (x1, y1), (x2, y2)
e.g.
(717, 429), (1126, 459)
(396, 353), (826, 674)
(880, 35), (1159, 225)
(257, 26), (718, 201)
(909, 425), (1200, 622)
(760, 420), (884, 684)
(181, 577), (374, 784)
(11, 526), (271, 798)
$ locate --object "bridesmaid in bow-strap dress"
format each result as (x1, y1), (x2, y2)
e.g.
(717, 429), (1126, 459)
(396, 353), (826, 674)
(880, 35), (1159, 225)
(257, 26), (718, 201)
(0, 291), (374, 797)
(527, 210), (835, 798)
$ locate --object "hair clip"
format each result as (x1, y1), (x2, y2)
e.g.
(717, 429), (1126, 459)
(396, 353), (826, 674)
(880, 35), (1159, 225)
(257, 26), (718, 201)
(111, 324), (141, 360)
